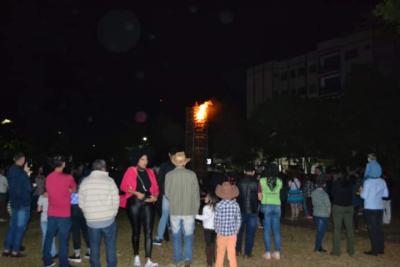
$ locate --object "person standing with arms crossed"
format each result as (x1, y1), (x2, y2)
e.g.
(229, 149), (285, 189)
(2, 153), (32, 258)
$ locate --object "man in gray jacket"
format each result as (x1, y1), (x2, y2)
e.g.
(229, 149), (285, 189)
(165, 152), (200, 267)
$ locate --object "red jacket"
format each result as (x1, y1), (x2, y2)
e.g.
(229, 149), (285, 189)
(119, 167), (159, 208)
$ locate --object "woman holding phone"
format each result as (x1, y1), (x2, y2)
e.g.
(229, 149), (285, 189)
(120, 149), (159, 267)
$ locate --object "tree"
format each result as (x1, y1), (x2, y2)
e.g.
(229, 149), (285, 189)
(248, 96), (336, 161)
(338, 65), (400, 169)
(208, 102), (253, 165)
(374, 0), (400, 33)
(246, 65), (400, 174)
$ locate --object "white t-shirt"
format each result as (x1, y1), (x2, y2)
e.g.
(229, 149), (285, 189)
(288, 178), (301, 190)
(196, 205), (215, 230)
(37, 195), (49, 222)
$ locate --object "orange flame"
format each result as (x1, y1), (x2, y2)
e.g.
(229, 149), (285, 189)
(194, 101), (213, 124)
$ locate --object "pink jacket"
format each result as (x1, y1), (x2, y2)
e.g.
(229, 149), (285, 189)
(119, 167), (159, 208)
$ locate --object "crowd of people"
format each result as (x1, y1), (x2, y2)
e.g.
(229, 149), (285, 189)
(0, 150), (393, 267)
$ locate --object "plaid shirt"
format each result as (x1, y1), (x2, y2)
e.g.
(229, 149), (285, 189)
(214, 200), (241, 236)
(303, 180), (315, 198)
(71, 192), (79, 205)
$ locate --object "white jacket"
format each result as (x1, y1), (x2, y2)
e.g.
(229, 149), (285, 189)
(79, 170), (119, 224)
(0, 175), (8, 193)
(196, 205), (215, 230)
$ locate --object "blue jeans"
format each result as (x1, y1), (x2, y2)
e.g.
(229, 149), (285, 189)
(262, 205), (281, 252)
(3, 206), (30, 252)
(156, 196), (170, 240)
(40, 220), (57, 257)
(314, 216), (328, 250)
(236, 213), (257, 256)
(43, 217), (71, 267)
(170, 215), (195, 264)
(88, 221), (117, 267)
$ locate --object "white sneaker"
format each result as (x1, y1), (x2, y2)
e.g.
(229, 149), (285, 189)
(45, 261), (56, 267)
(272, 252), (281, 260)
(263, 252), (271, 260)
(134, 255), (141, 267)
(144, 259), (158, 267)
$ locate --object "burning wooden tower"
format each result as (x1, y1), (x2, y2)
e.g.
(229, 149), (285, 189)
(185, 101), (213, 183)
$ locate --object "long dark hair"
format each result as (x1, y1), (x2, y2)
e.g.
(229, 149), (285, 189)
(264, 163), (279, 191)
(267, 176), (278, 191)
(206, 192), (218, 211)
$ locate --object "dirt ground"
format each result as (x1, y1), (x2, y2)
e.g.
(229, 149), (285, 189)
(1, 212), (400, 267)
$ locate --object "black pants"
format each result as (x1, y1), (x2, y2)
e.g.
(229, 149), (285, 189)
(364, 209), (384, 254)
(126, 198), (154, 258)
(204, 229), (216, 266)
(31, 195), (39, 213)
(281, 201), (287, 220)
(0, 193), (7, 219)
(71, 204), (90, 251)
(306, 197), (313, 216)
(354, 206), (361, 229)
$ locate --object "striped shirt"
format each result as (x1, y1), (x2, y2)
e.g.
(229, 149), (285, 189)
(78, 170), (119, 228)
(214, 200), (241, 236)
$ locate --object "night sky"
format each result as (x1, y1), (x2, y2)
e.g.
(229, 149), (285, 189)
(0, 0), (378, 160)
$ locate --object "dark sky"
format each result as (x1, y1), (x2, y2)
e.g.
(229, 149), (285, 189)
(0, 0), (378, 158)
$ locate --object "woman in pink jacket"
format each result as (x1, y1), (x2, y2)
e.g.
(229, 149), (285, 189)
(120, 150), (159, 267)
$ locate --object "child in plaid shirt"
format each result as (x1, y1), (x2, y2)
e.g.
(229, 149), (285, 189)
(214, 182), (241, 267)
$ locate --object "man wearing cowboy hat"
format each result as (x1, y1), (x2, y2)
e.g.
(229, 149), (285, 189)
(214, 182), (241, 267)
(165, 152), (200, 267)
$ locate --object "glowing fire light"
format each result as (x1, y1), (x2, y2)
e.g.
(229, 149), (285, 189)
(194, 101), (213, 124)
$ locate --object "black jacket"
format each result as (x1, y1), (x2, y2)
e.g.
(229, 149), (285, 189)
(7, 165), (32, 209)
(237, 175), (259, 214)
(205, 171), (229, 194)
(158, 160), (175, 196)
(331, 180), (353, 206)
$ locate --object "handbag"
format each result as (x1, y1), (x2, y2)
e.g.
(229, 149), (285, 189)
(287, 180), (304, 203)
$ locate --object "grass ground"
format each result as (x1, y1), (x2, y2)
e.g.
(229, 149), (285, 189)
(1, 212), (400, 267)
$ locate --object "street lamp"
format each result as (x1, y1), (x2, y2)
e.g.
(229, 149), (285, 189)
(142, 136), (148, 142)
(1, 119), (12, 125)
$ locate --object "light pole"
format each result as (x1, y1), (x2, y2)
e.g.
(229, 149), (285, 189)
(1, 119), (12, 125)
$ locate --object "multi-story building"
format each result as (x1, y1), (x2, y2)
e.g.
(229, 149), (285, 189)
(246, 30), (400, 118)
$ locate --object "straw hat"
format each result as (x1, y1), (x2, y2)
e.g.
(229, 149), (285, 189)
(171, 152), (191, 167)
(215, 182), (239, 200)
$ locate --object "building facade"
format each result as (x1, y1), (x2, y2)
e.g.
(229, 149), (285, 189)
(246, 30), (400, 118)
